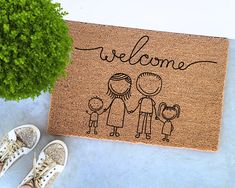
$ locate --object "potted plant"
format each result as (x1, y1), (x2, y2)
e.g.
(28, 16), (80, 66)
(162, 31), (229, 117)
(0, 0), (72, 100)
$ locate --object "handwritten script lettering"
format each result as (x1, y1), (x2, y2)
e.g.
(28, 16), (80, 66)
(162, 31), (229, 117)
(75, 35), (217, 71)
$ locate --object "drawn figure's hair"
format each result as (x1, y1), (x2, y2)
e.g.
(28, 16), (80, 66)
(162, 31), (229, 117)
(89, 96), (103, 103)
(138, 72), (162, 79)
(107, 73), (132, 101)
(172, 104), (180, 118)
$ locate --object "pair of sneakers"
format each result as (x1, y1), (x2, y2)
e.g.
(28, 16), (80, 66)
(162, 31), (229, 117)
(0, 124), (68, 188)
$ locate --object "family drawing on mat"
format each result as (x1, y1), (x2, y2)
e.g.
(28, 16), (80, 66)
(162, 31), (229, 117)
(86, 72), (180, 142)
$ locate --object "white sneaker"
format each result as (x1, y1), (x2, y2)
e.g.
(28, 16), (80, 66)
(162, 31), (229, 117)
(0, 124), (41, 177)
(18, 140), (68, 188)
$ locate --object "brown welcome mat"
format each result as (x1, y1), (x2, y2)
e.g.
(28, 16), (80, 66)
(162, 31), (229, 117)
(48, 21), (229, 151)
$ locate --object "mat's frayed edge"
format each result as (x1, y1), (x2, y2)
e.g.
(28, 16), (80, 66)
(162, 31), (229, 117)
(47, 129), (218, 153)
(217, 40), (230, 150)
(66, 20), (228, 40)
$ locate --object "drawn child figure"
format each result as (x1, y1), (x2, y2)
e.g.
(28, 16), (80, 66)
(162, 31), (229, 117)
(104, 73), (132, 137)
(132, 72), (162, 139)
(86, 96), (104, 135)
(157, 102), (180, 142)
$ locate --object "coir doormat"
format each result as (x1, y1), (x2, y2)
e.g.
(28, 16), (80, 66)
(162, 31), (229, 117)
(48, 21), (229, 151)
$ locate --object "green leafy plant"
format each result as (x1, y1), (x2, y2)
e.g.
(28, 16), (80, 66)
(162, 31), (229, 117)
(0, 0), (72, 100)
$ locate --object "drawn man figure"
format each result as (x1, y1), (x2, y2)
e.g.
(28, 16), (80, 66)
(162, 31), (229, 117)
(132, 72), (162, 139)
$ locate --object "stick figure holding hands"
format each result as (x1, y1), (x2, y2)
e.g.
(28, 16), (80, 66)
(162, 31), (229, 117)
(157, 102), (180, 142)
(104, 73), (132, 137)
(86, 96), (104, 135)
(131, 72), (162, 139)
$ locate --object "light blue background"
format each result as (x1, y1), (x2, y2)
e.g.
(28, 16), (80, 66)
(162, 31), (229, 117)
(0, 41), (234, 188)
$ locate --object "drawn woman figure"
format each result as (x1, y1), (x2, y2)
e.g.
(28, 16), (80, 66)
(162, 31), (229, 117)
(104, 73), (132, 137)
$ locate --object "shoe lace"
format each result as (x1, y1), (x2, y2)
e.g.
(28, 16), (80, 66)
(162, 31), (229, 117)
(26, 153), (56, 188)
(0, 137), (24, 164)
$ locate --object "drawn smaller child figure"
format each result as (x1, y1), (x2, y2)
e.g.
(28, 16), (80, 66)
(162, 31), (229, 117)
(156, 102), (180, 142)
(86, 96), (104, 135)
